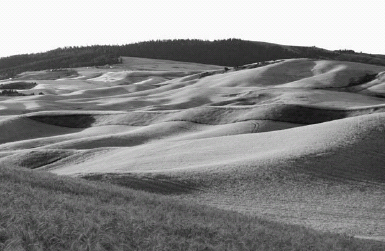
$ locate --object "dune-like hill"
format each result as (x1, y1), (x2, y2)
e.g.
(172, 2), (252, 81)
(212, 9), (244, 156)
(1, 57), (385, 243)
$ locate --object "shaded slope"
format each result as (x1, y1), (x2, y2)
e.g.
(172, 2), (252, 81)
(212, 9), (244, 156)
(0, 116), (79, 144)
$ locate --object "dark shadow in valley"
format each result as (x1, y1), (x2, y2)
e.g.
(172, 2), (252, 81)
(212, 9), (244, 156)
(28, 114), (96, 128)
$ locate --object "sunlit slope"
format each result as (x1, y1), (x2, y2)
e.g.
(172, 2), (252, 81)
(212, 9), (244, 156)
(37, 113), (385, 182)
(38, 111), (384, 240)
(277, 60), (385, 88)
(190, 58), (385, 88)
(1, 58), (385, 115)
(1, 58), (385, 173)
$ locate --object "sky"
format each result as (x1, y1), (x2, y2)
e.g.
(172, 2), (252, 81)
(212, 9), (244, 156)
(0, 0), (384, 58)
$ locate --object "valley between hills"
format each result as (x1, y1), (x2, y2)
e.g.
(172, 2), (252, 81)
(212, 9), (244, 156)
(1, 56), (385, 247)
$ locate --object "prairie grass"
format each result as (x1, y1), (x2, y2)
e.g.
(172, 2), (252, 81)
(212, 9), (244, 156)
(1, 165), (385, 250)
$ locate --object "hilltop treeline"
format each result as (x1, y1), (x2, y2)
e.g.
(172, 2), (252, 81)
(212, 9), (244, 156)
(114, 39), (336, 66)
(1, 39), (385, 79)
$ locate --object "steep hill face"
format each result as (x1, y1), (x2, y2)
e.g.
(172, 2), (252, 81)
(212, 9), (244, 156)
(1, 39), (385, 79)
(1, 57), (385, 241)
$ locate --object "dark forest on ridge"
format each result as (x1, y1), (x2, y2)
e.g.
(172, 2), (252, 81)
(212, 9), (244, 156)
(1, 38), (385, 79)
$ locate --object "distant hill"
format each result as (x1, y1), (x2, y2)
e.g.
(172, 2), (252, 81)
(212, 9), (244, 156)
(0, 46), (120, 79)
(1, 39), (385, 79)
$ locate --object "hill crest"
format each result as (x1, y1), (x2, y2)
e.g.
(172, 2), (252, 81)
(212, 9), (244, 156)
(1, 39), (385, 79)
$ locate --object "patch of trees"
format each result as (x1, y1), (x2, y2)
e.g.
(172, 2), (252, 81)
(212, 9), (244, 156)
(113, 39), (338, 67)
(335, 49), (357, 54)
(1, 39), (385, 80)
(0, 89), (26, 96)
(0, 89), (43, 96)
(0, 82), (37, 90)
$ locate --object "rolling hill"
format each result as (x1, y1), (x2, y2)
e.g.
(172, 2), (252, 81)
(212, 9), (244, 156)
(1, 56), (385, 248)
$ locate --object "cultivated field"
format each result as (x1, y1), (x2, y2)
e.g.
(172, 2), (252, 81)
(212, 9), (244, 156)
(1, 57), (385, 247)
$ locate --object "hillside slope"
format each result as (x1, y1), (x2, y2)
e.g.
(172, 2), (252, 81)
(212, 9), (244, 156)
(1, 57), (385, 242)
(3, 164), (385, 250)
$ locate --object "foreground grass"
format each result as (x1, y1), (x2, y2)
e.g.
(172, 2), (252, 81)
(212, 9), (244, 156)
(1, 166), (385, 251)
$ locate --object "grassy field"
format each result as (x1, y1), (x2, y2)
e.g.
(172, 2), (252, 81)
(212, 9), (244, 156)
(1, 165), (385, 251)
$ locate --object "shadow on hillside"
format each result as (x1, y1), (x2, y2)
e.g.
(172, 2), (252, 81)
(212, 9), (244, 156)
(81, 173), (202, 195)
(28, 114), (96, 128)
